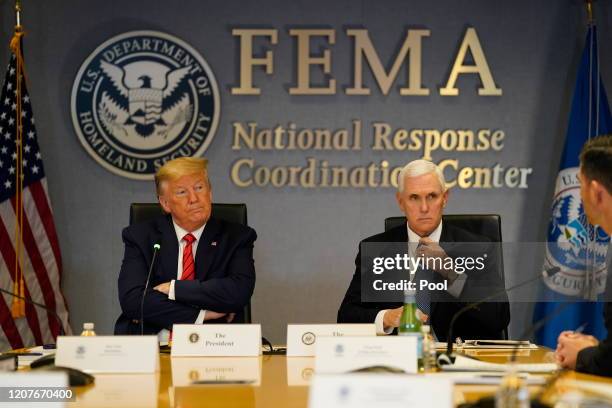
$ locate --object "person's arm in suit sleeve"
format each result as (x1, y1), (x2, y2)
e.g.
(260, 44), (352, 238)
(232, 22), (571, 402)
(445, 241), (510, 335)
(117, 227), (201, 330)
(338, 243), (393, 326)
(576, 338), (612, 376)
(173, 227), (257, 312)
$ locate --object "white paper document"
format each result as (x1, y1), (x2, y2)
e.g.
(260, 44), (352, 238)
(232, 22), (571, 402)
(441, 355), (557, 373)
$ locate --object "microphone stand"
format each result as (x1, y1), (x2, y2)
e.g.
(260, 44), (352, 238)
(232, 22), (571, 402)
(140, 244), (161, 335)
(441, 267), (560, 364)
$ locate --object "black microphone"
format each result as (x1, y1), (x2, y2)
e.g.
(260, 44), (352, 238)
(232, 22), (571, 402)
(0, 286), (65, 337)
(439, 266), (561, 365)
(140, 243), (161, 335)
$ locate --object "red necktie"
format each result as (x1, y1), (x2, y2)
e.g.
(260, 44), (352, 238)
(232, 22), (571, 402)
(181, 233), (196, 281)
(169, 233), (197, 343)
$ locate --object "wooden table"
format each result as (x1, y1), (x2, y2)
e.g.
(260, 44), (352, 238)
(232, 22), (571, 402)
(64, 347), (612, 407)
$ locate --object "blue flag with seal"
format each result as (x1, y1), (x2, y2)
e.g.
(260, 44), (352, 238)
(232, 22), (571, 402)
(533, 23), (612, 348)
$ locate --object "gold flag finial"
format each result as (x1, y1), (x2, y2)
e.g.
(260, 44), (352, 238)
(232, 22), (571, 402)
(15, 0), (22, 28)
(585, 0), (594, 24)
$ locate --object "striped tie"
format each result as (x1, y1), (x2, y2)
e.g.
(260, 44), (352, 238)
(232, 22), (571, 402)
(415, 267), (431, 317)
(414, 241), (431, 319)
(181, 233), (196, 280)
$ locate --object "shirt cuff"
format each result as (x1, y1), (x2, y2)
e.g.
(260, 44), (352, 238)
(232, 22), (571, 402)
(446, 273), (467, 298)
(195, 310), (207, 324)
(168, 280), (176, 300)
(375, 309), (395, 335)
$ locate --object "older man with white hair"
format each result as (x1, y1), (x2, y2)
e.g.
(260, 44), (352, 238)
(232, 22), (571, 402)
(337, 159), (510, 341)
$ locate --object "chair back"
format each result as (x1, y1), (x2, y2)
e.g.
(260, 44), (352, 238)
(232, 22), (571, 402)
(130, 203), (247, 226)
(385, 214), (502, 243)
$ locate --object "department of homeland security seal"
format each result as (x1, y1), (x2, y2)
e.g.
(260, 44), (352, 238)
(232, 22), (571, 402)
(71, 30), (220, 180)
(543, 167), (609, 297)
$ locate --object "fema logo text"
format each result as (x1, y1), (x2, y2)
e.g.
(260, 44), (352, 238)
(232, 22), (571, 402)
(71, 30), (220, 180)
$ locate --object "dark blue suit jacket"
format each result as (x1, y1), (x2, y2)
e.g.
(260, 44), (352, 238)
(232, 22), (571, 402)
(337, 223), (510, 341)
(114, 215), (256, 335)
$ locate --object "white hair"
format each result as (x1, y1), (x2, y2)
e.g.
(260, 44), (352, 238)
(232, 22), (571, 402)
(397, 159), (447, 193)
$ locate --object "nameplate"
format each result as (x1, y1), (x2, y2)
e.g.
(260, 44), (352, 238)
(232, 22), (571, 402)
(314, 337), (417, 374)
(308, 374), (453, 408)
(287, 324), (376, 357)
(171, 324), (261, 357)
(171, 356), (262, 386)
(55, 336), (159, 373)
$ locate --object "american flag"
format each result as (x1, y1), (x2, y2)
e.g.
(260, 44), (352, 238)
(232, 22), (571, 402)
(0, 41), (70, 351)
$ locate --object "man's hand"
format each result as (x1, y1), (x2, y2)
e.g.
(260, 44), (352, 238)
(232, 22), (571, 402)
(205, 311), (236, 322)
(383, 307), (403, 330)
(418, 237), (456, 281)
(154, 282), (171, 295)
(555, 331), (599, 369)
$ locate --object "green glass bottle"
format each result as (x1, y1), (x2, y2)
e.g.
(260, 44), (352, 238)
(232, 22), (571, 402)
(398, 290), (423, 368)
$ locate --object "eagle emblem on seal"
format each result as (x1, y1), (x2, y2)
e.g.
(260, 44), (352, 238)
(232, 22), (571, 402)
(98, 60), (193, 138)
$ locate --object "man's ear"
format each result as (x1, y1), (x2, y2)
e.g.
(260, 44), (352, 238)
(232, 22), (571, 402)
(442, 189), (449, 207)
(395, 191), (402, 209)
(158, 195), (170, 213)
(591, 180), (605, 206)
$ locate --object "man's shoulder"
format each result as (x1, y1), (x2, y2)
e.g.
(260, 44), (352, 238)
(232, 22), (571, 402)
(442, 223), (492, 243)
(361, 225), (405, 244)
(213, 218), (256, 235)
(123, 214), (168, 237)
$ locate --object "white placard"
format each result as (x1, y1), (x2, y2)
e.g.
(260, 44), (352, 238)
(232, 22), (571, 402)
(286, 357), (315, 386)
(287, 324), (376, 357)
(55, 336), (159, 374)
(314, 336), (417, 374)
(308, 374), (453, 408)
(171, 324), (261, 357)
(0, 372), (68, 408)
(171, 357), (262, 386)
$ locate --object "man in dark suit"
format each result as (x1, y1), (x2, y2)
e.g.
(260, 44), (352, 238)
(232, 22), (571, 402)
(337, 159), (510, 341)
(556, 135), (612, 376)
(114, 157), (256, 335)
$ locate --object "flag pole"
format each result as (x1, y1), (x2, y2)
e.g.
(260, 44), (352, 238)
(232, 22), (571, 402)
(10, 0), (26, 318)
(583, 0), (599, 302)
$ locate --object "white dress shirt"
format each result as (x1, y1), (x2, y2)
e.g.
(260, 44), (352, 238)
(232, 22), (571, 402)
(158, 221), (207, 342)
(374, 221), (468, 335)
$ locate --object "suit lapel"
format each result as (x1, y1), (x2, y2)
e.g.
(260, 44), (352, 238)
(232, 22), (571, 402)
(157, 216), (179, 281)
(195, 218), (222, 280)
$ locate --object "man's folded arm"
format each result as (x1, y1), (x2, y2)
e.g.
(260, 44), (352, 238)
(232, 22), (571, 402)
(451, 244), (510, 335)
(118, 228), (201, 329)
(173, 228), (256, 312)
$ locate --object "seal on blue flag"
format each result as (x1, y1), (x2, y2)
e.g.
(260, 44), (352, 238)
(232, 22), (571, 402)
(544, 167), (609, 297)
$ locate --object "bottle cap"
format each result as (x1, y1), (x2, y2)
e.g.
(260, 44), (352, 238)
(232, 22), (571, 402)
(83, 322), (94, 330)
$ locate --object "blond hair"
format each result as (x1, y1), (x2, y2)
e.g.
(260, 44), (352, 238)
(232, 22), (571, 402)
(155, 157), (210, 195)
